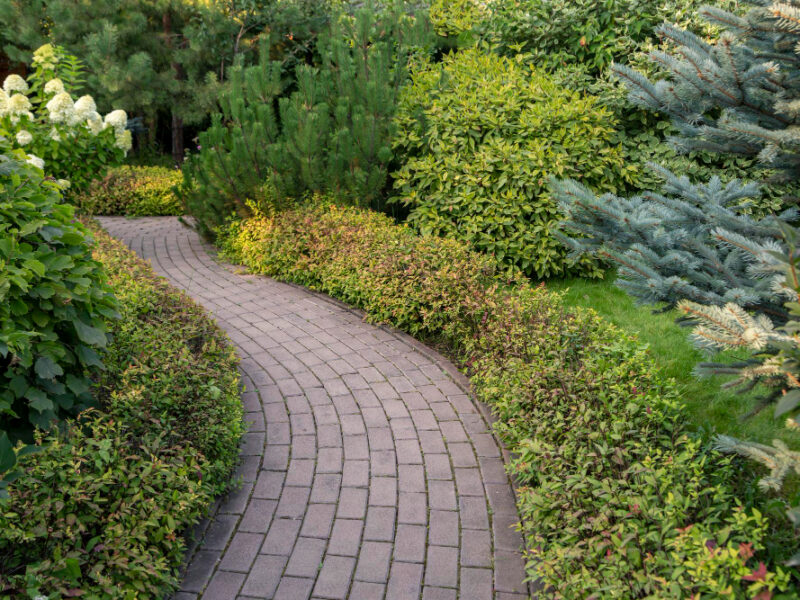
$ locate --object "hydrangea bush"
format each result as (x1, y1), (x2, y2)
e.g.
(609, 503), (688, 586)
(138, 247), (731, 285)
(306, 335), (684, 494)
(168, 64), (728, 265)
(0, 45), (129, 193)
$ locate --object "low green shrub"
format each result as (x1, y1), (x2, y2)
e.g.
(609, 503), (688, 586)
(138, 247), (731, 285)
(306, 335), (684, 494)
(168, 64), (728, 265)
(478, 0), (739, 74)
(76, 166), (183, 216)
(392, 48), (633, 278)
(0, 224), (243, 598)
(219, 201), (797, 596)
(0, 152), (118, 442)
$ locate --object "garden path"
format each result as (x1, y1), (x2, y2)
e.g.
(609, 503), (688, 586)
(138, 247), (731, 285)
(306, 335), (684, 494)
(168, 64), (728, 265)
(98, 216), (529, 600)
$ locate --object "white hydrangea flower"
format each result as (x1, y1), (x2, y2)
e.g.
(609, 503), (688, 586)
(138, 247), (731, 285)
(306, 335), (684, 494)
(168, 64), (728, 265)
(44, 78), (65, 95)
(0, 89), (7, 116)
(8, 93), (32, 114)
(26, 154), (44, 170)
(49, 127), (61, 142)
(86, 111), (103, 135)
(73, 95), (96, 120)
(46, 91), (75, 124)
(16, 130), (32, 145)
(104, 109), (128, 133)
(115, 128), (132, 153)
(33, 44), (58, 70)
(3, 74), (28, 94)
(56, 179), (71, 189)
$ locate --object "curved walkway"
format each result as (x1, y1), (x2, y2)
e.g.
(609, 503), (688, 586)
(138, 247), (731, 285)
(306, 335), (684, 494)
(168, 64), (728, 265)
(98, 217), (528, 600)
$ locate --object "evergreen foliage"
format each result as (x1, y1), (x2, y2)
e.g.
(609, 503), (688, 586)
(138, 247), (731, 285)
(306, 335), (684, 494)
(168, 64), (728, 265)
(180, 5), (433, 238)
(553, 164), (796, 319)
(613, 0), (800, 182)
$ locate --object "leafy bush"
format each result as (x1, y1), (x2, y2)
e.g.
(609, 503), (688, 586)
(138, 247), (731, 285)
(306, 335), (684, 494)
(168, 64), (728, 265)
(478, 0), (739, 73)
(392, 48), (633, 278)
(180, 5), (433, 238)
(76, 166), (183, 216)
(220, 201), (797, 595)
(0, 224), (243, 598)
(429, 0), (485, 38)
(1, 44), (128, 193)
(0, 152), (118, 442)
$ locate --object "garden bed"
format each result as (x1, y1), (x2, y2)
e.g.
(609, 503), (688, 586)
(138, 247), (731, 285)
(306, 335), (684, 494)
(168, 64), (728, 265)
(0, 223), (243, 599)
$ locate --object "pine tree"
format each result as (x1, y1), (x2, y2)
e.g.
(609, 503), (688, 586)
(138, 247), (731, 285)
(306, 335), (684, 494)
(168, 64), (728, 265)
(180, 3), (433, 237)
(612, 0), (800, 182)
(552, 164), (797, 321)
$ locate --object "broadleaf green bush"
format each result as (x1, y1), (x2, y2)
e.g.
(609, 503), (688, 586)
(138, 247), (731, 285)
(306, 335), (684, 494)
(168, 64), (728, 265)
(76, 166), (183, 216)
(219, 201), (797, 596)
(0, 152), (118, 441)
(392, 48), (633, 278)
(0, 223), (243, 598)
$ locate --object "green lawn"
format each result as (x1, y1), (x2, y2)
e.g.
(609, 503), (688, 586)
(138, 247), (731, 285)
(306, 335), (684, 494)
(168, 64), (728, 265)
(547, 274), (800, 450)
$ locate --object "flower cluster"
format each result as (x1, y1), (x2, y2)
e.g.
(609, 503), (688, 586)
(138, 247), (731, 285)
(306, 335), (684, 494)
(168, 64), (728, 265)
(0, 44), (128, 189)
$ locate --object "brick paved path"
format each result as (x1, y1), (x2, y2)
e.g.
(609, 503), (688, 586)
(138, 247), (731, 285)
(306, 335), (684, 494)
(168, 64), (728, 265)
(98, 217), (529, 600)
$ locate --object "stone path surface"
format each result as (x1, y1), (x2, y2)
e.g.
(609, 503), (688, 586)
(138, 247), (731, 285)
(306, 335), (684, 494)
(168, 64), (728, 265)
(98, 217), (529, 600)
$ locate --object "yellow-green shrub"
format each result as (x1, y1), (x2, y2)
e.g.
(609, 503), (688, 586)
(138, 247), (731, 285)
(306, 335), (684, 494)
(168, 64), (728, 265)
(429, 0), (486, 38)
(0, 224), (243, 599)
(219, 201), (796, 596)
(392, 48), (635, 279)
(77, 166), (183, 216)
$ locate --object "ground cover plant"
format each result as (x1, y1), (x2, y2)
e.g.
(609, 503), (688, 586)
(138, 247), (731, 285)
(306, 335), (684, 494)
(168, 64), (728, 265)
(77, 165), (183, 216)
(0, 223), (242, 598)
(219, 200), (798, 596)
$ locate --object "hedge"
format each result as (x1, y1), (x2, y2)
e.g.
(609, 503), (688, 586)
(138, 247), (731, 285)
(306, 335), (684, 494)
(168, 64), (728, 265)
(75, 166), (183, 217)
(219, 201), (797, 597)
(0, 224), (243, 599)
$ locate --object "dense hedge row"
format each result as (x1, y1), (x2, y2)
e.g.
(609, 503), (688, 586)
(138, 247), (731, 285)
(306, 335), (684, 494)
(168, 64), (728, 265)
(219, 202), (796, 597)
(0, 224), (243, 599)
(76, 166), (183, 217)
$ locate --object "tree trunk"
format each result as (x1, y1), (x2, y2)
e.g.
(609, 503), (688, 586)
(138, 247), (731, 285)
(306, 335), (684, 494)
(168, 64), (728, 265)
(171, 112), (184, 165)
(163, 9), (184, 164)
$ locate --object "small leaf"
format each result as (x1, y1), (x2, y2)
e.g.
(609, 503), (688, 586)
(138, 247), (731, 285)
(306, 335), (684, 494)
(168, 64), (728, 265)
(0, 433), (16, 473)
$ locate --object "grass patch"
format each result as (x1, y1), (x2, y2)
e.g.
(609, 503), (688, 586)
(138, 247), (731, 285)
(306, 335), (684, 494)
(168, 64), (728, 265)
(547, 274), (800, 450)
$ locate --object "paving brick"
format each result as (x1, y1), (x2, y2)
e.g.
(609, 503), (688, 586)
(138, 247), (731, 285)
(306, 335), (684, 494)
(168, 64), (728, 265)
(300, 503), (336, 538)
(460, 567), (493, 600)
(219, 532), (264, 572)
(203, 515), (239, 550)
(428, 480), (457, 511)
(328, 519), (363, 557)
(355, 541), (392, 583)
(385, 562), (424, 600)
(310, 473), (341, 504)
(393, 524), (426, 563)
(398, 492), (427, 525)
(459, 496), (490, 530)
(203, 570), (246, 600)
(313, 555), (355, 599)
(363, 506), (396, 541)
(180, 550), (219, 593)
(276, 486), (310, 519)
(261, 518), (301, 556)
(424, 546), (458, 588)
(421, 587), (456, 600)
(429, 510), (459, 547)
(273, 576), (314, 600)
(253, 471), (285, 500)
(337, 487), (368, 519)
(285, 537), (326, 577)
(368, 477), (397, 507)
(241, 554), (287, 598)
(342, 460), (369, 487)
(461, 529), (492, 567)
